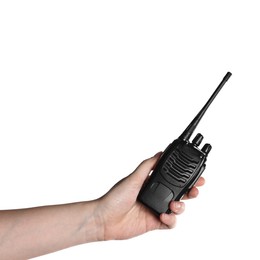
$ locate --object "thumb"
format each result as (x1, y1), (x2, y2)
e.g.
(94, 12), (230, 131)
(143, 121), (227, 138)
(129, 152), (162, 189)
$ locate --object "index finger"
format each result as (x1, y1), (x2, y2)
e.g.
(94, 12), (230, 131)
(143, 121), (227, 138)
(193, 176), (205, 187)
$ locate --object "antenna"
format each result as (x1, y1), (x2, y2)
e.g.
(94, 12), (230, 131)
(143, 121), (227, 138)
(179, 72), (232, 141)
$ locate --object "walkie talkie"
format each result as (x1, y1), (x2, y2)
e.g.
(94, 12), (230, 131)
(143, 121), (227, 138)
(138, 72), (232, 215)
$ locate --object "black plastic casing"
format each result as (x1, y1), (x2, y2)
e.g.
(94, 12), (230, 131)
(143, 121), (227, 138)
(137, 72), (231, 215)
(138, 136), (209, 215)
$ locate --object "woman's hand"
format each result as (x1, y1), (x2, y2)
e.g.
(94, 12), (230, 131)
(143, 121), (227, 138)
(96, 152), (205, 241)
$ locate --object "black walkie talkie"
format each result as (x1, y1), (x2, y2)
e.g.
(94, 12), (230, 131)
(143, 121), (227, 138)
(138, 72), (232, 215)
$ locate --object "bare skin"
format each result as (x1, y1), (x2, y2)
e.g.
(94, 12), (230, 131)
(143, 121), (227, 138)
(0, 152), (205, 259)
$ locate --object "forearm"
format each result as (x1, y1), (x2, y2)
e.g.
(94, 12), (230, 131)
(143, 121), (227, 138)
(0, 201), (102, 259)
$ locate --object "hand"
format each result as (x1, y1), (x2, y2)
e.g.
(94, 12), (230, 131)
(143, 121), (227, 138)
(0, 152), (205, 259)
(95, 152), (205, 241)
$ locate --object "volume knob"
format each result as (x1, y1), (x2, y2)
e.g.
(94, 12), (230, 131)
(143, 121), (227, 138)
(192, 133), (203, 146)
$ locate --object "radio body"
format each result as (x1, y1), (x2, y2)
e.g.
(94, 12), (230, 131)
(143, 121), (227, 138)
(138, 72), (232, 215)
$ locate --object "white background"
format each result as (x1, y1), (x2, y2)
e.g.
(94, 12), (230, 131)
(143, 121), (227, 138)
(0, 1), (259, 259)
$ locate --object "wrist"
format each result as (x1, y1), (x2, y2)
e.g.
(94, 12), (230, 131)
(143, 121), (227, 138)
(80, 199), (106, 243)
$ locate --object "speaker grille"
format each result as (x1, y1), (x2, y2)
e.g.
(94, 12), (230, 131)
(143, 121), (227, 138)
(161, 149), (199, 187)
